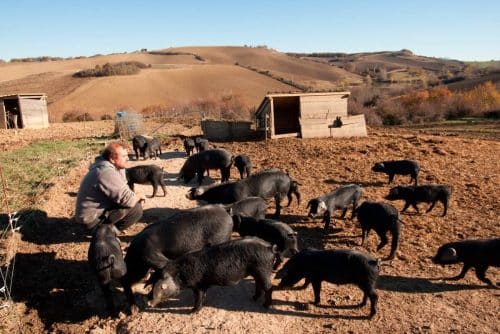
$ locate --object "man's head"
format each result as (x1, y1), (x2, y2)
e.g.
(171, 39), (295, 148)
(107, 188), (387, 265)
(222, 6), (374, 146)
(102, 142), (128, 169)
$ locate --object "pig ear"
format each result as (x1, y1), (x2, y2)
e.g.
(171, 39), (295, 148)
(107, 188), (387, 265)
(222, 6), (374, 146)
(306, 200), (312, 209)
(446, 247), (457, 257)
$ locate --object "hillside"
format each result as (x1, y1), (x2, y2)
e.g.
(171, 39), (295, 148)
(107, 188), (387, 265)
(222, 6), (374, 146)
(0, 46), (362, 122)
(1, 47), (498, 123)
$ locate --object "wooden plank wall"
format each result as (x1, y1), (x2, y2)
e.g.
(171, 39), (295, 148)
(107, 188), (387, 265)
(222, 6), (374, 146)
(300, 114), (367, 139)
(300, 95), (348, 121)
(0, 101), (6, 129)
(19, 98), (49, 128)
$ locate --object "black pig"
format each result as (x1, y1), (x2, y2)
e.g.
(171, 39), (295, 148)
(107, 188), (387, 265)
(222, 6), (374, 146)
(386, 184), (452, 216)
(195, 137), (209, 153)
(126, 165), (166, 197)
(276, 248), (380, 318)
(88, 224), (127, 316)
(121, 205), (233, 308)
(432, 238), (500, 286)
(132, 135), (148, 160)
(187, 170), (300, 217)
(183, 138), (195, 156)
(234, 154), (252, 179)
(306, 184), (362, 231)
(355, 201), (403, 260)
(147, 237), (278, 312)
(179, 149), (233, 185)
(372, 160), (420, 185)
(146, 137), (162, 159)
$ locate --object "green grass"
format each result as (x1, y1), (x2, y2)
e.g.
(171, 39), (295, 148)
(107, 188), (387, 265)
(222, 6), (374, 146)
(0, 139), (105, 211)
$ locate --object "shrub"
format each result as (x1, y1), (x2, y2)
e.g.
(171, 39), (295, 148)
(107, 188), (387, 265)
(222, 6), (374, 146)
(73, 61), (148, 77)
(62, 111), (94, 122)
(100, 114), (113, 120)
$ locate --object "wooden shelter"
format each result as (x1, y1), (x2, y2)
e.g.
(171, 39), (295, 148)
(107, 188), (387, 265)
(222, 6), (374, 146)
(0, 93), (49, 129)
(255, 92), (367, 139)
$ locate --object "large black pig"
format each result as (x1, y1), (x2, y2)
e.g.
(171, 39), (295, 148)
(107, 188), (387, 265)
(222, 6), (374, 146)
(187, 169), (301, 217)
(432, 238), (500, 286)
(355, 201), (403, 260)
(372, 160), (420, 185)
(126, 165), (166, 197)
(88, 224), (127, 316)
(121, 205), (233, 308)
(179, 149), (233, 185)
(146, 237), (278, 312)
(232, 215), (299, 268)
(276, 248), (380, 318)
(386, 184), (452, 216)
(306, 184), (362, 231)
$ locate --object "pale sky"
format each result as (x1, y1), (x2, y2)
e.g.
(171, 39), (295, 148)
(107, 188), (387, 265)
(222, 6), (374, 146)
(1, 0), (499, 61)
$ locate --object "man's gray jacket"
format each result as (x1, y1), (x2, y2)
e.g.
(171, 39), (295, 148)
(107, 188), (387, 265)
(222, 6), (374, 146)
(75, 156), (137, 229)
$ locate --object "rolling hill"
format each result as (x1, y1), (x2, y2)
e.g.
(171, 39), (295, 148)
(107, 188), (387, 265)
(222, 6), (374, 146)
(0, 46), (497, 122)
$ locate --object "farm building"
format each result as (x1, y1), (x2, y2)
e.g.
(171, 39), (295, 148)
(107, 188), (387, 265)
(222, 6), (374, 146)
(255, 92), (367, 139)
(201, 119), (254, 141)
(0, 94), (49, 129)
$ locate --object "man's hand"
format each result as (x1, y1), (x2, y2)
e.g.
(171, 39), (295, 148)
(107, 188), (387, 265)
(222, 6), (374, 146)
(138, 195), (146, 205)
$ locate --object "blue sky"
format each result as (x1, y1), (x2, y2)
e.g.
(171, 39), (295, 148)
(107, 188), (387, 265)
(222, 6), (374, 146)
(1, 0), (499, 61)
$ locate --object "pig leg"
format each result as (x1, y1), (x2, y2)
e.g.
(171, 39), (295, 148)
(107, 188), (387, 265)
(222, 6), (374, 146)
(221, 167), (230, 183)
(340, 207), (348, 219)
(426, 201), (436, 213)
(410, 201), (420, 213)
(150, 182), (158, 198)
(323, 211), (332, 231)
(388, 173), (395, 184)
(311, 280), (322, 305)
(368, 290), (378, 318)
(361, 227), (369, 247)
(191, 289), (206, 313)
(474, 265), (493, 285)
(441, 199), (448, 216)
(253, 278), (263, 301)
(100, 283), (117, 316)
(274, 193), (285, 218)
(128, 182), (135, 192)
(450, 263), (472, 280)
(376, 231), (388, 252)
(401, 201), (411, 213)
(160, 183), (167, 197)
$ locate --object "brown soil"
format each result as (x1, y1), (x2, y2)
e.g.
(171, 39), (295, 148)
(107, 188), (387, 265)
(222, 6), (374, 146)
(1, 123), (499, 334)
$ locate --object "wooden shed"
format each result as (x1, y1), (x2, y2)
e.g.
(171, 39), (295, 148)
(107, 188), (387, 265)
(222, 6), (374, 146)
(255, 92), (367, 139)
(0, 93), (49, 129)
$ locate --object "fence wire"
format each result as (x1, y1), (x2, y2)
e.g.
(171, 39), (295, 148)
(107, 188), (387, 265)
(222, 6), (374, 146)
(0, 163), (21, 332)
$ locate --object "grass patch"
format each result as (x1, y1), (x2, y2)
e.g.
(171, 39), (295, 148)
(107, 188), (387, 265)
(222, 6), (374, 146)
(0, 139), (104, 211)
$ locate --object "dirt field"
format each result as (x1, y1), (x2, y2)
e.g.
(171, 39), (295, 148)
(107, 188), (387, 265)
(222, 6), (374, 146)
(1, 122), (499, 333)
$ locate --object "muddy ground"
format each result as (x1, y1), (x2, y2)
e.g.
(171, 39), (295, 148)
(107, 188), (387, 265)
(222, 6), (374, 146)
(1, 121), (499, 333)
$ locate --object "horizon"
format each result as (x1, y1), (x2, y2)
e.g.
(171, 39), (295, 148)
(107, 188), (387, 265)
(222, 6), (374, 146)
(1, 0), (499, 62)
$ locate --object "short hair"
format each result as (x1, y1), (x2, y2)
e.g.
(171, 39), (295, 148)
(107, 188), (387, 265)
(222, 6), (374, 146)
(101, 142), (126, 161)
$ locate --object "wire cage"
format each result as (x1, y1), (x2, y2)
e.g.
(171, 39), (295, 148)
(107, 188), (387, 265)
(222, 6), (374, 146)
(114, 111), (144, 139)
